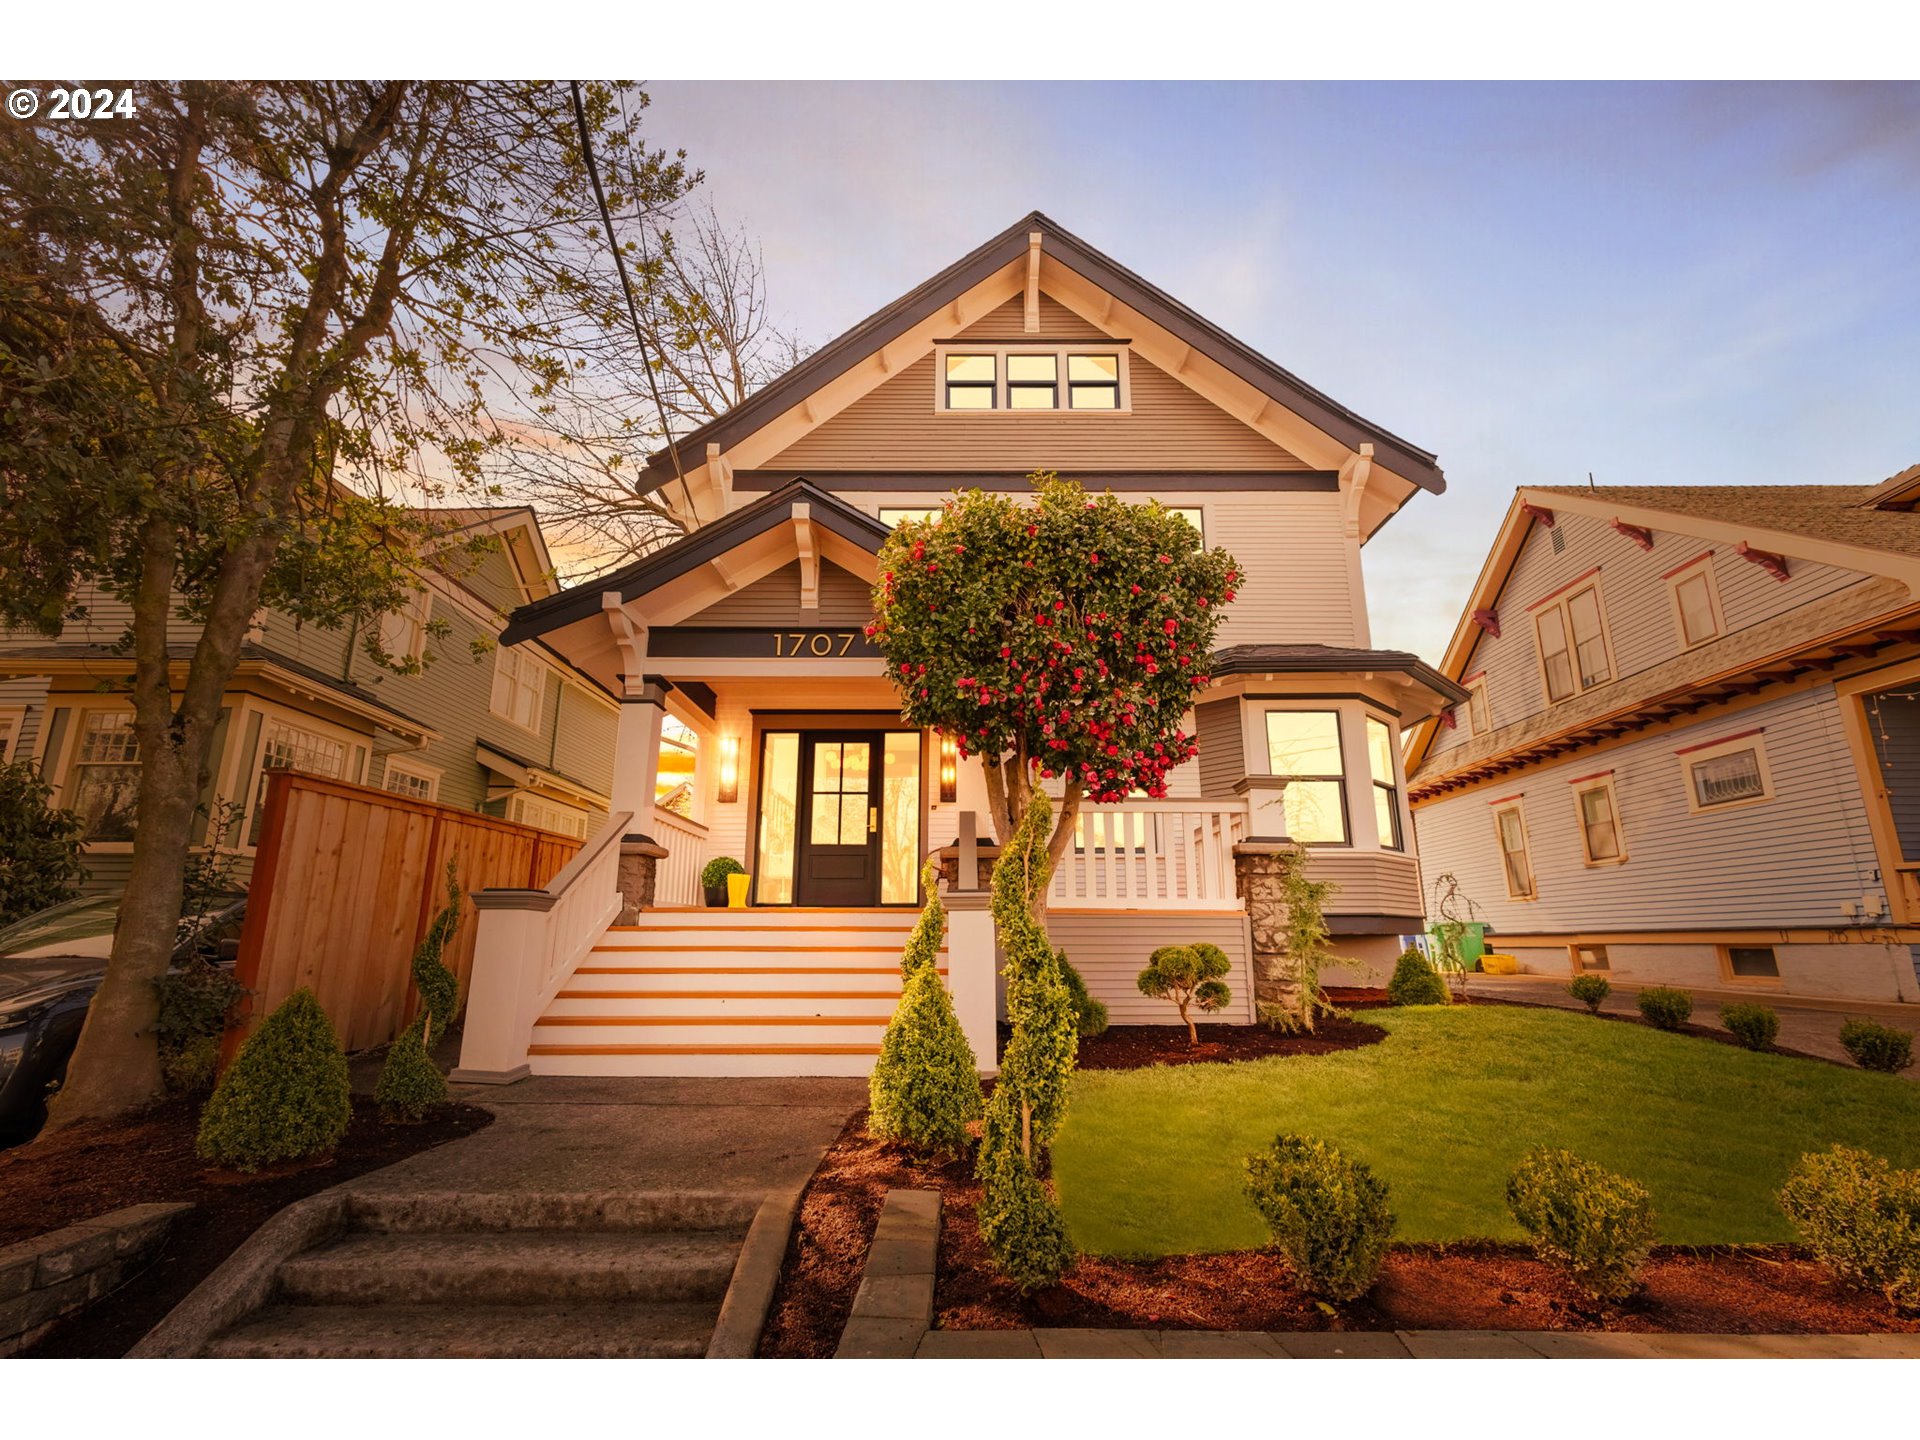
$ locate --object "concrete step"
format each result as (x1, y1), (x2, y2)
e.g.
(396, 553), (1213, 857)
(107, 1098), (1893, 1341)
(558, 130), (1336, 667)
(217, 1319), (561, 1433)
(344, 1189), (761, 1235)
(528, 1043), (881, 1077)
(545, 992), (903, 1018)
(275, 1229), (741, 1307)
(206, 1300), (720, 1359)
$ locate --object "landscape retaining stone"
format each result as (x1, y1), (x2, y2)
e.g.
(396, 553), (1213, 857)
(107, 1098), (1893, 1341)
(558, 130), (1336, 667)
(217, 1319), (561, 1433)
(834, 1188), (940, 1359)
(0, 1202), (192, 1357)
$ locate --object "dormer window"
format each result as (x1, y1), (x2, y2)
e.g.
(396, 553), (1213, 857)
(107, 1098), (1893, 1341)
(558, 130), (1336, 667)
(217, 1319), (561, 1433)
(1006, 353), (1058, 409)
(944, 354), (996, 409)
(1068, 353), (1120, 409)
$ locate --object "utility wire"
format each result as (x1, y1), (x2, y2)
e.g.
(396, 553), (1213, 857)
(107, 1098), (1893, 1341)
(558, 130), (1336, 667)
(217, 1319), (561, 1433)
(567, 80), (699, 525)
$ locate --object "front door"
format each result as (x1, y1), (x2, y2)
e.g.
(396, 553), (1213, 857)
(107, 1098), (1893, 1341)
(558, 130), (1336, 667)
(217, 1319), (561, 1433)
(796, 731), (882, 906)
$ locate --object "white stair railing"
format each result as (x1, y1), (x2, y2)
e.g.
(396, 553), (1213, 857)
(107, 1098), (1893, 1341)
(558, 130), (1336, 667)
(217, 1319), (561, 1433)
(1047, 799), (1248, 910)
(452, 809), (632, 1083)
(650, 806), (708, 907)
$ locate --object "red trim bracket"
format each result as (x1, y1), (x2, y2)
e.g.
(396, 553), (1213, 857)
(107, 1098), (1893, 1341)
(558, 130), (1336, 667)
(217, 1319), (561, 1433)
(1440, 706), (1458, 729)
(1472, 607), (1502, 638)
(1521, 500), (1556, 527)
(1736, 542), (1791, 582)
(1610, 518), (1654, 551)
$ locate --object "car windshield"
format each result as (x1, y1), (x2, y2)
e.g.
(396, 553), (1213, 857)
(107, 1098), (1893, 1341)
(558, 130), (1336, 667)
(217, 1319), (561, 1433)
(0, 895), (121, 961)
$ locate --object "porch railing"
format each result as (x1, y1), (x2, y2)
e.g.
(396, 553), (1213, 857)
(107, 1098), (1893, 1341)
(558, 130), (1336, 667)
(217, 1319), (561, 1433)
(453, 809), (632, 1083)
(650, 806), (709, 907)
(1048, 799), (1248, 910)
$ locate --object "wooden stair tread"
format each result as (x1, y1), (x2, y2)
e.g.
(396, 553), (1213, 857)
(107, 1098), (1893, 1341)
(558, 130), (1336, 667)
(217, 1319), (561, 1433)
(556, 988), (905, 1001)
(529, 1043), (884, 1056)
(536, 1014), (890, 1027)
(575, 965), (945, 976)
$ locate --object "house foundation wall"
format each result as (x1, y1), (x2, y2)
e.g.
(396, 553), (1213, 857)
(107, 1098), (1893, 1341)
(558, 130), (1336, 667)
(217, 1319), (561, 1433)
(1499, 940), (1920, 1004)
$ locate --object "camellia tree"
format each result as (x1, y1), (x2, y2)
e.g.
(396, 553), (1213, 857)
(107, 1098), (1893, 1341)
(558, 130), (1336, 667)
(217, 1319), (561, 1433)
(870, 473), (1240, 884)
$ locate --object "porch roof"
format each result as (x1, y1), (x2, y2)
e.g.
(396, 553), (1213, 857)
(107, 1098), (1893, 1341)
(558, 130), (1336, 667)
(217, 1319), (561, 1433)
(1210, 642), (1468, 722)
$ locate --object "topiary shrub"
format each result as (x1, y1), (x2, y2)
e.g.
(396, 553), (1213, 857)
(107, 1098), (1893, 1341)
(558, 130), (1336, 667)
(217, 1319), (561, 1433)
(1636, 986), (1693, 1031)
(411, 861), (463, 1039)
(1778, 1145), (1920, 1314)
(375, 1015), (448, 1123)
(1568, 974), (1611, 1014)
(870, 872), (982, 1155)
(1839, 1019), (1915, 1074)
(899, 860), (945, 978)
(1243, 1134), (1394, 1302)
(976, 1139), (1077, 1294)
(196, 988), (351, 1171)
(1505, 1147), (1657, 1302)
(1719, 1002), (1779, 1052)
(1058, 951), (1109, 1039)
(1136, 942), (1233, 1044)
(1385, 948), (1449, 1007)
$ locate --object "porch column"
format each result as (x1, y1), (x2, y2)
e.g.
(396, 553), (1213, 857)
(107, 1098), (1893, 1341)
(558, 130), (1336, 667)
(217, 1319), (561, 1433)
(612, 677), (668, 833)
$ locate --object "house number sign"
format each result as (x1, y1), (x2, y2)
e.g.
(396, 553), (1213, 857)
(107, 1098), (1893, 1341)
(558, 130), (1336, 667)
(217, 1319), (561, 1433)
(644, 625), (881, 659)
(770, 629), (864, 657)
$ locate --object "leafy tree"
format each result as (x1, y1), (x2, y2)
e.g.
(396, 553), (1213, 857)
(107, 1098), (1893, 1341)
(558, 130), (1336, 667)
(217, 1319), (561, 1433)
(1271, 849), (1342, 1032)
(196, 988), (351, 1170)
(869, 864), (982, 1154)
(1137, 943), (1233, 1044)
(0, 82), (699, 1127)
(0, 759), (87, 926)
(871, 474), (1238, 893)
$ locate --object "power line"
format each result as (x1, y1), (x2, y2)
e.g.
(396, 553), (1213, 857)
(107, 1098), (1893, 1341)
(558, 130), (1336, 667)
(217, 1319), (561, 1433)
(566, 80), (698, 525)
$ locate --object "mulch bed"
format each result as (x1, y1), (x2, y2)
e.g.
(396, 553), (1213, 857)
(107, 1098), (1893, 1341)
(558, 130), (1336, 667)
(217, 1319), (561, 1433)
(0, 1094), (491, 1358)
(1075, 1013), (1386, 1069)
(760, 1109), (1917, 1357)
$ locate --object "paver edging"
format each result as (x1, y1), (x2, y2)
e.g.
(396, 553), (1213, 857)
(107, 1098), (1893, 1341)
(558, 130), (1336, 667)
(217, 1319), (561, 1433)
(833, 1188), (939, 1359)
(707, 1177), (809, 1359)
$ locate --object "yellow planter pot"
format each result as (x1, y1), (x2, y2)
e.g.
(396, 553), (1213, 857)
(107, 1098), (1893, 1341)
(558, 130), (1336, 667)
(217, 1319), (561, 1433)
(1480, 952), (1520, 976)
(726, 873), (751, 909)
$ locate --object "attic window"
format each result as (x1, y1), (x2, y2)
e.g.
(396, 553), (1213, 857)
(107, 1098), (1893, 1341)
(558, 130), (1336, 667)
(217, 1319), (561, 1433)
(935, 344), (1130, 413)
(944, 354), (996, 409)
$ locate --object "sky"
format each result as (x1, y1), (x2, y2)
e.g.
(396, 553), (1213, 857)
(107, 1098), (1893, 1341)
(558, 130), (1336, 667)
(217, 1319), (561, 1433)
(641, 80), (1920, 664)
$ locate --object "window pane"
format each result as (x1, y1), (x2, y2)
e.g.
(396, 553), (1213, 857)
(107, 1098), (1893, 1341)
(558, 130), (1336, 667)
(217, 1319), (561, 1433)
(1068, 354), (1119, 381)
(1068, 385), (1118, 410)
(945, 385), (994, 410)
(1567, 588), (1604, 645)
(842, 742), (870, 787)
(79, 711), (138, 763)
(1692, 748), (1765, 807)
(1372, 786), (1400, 849)
(1677, 573), (1717, 644)
(1469, 684), (1491, 734)
(881, 732), (921, 905)
(946, 354), (994, 382)
(1167, 507), (1203, 539)
(1007, 385), (1057, 410)
(810, 793), (840, 845)
(1265, 711), (1343, 777)
(1580, 787), (1620, 861)
(840, 793), (867, 843)
(1283, 780), (1347, 844)
(1577, 945), (1610, 971)
(755, 733), (800, 904)
(879, 507), (941, 526)
(1366, 717), (1395, 785)
(813, 741), (841, 791)
(74, 764), (140, 841)
(1728, 945), (1780, 977)
(1006, 354), (1056, 381)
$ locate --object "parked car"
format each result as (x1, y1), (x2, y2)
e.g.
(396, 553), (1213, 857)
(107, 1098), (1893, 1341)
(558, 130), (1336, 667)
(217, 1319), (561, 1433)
(0, 893), (246, 1147)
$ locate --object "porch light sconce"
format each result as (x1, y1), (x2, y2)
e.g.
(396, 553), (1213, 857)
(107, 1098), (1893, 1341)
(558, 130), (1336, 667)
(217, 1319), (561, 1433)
(717, 735), (740, 804)
(938, 734), (959, 805)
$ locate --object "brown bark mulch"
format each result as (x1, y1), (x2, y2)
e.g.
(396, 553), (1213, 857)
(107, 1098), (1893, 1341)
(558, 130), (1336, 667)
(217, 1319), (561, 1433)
(759, 1109), (1917, 1357)
(0, 1094), (492, 1358)
(1073, 1013), (1388, 1069)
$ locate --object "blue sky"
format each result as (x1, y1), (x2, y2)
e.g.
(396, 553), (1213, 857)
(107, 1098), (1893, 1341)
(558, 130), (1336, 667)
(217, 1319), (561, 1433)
(645, 81), (1920, 663)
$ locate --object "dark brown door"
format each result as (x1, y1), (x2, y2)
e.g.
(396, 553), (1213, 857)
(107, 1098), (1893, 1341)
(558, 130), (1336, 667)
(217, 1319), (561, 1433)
(796, 732), (881, 907)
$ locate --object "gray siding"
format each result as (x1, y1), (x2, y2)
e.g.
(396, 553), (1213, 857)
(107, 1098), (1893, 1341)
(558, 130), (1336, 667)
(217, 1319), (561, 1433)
(683, 560), (872, 627)
(1412, 684), (1881, 932)
(1430, 508), (1876, 761)
(0, 676), (50, 764)
(1049, 912), (1256, 1025)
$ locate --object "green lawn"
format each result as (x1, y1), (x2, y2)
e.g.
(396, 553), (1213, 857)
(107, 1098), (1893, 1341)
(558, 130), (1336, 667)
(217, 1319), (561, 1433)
(1053, 1005), (1920, 1256)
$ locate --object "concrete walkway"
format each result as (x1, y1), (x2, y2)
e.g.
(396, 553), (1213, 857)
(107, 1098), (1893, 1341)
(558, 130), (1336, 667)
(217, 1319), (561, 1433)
(915, 1327), (1920, 1358)
(343, 1074), (868, 1198)
(1462, 974), (1918, 1076)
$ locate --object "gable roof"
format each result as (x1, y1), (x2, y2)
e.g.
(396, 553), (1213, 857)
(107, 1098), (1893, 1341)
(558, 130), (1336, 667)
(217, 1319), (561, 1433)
(1526, 483), (1920, 560)
(641, 210), (1444, 504)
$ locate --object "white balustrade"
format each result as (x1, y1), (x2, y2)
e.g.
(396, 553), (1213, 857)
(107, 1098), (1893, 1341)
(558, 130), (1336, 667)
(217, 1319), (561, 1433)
(1047, 800), (1247, 910)
(650, 806), (709, 907)
(452, 809), (632, 1083)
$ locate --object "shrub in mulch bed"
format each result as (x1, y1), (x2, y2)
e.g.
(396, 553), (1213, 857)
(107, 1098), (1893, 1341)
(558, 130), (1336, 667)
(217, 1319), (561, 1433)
(759, 1110), (1920, 1356)
(1074, 1015), (1388, 1071)
(0, 1093), (491, 1357)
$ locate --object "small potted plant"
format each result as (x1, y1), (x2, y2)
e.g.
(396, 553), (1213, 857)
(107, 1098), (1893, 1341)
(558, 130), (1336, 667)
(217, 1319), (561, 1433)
(701, 856), (745, 908)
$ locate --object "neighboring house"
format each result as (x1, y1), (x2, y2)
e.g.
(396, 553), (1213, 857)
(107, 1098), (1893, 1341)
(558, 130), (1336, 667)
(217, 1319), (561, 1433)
(1405, 472), (1920, 1005)
(0, 506), (617, 893)
(455, 210), (1463, 1080)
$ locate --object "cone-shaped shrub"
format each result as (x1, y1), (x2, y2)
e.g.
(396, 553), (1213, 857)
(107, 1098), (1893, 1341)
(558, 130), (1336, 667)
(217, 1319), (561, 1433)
(900, 860), (945, 977)
(196, 988), (351, 1171)
(412, 861), (464, 1039)
(977, 1132), (1076, 1293)
(870, 873), (981, 1154)
(1386, 948), (1449, 1007)
(376, 1015), (448, 1124)
(1058, 951), (1108, 1038)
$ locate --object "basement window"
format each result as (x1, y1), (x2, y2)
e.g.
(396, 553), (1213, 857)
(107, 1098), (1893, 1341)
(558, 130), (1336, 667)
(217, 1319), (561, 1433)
(1723, 944), (1781, 981)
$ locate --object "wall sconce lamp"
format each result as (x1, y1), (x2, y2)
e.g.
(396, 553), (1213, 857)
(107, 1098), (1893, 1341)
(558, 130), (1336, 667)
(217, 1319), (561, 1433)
(938, 733), (958, 805)
(717, 735), (740, 804)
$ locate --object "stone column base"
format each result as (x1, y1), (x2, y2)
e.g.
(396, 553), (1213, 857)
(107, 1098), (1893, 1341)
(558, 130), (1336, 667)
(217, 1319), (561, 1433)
(616, 837), (670, 924)
(1233, 842), (1306, 1011)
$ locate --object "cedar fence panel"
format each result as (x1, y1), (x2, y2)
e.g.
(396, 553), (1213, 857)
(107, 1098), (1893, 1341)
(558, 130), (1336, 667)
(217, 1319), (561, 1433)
(224, 770), (585, 1059)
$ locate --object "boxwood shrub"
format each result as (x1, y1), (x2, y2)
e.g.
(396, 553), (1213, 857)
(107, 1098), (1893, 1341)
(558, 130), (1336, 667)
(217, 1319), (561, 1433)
(1506, 1147), (1657, 1301)
(375, 1016), (448, 1123)
(1243, 1134), (1394, 1302)
(1385, 948), (1449, 1007)
(1778, 1145), (1920, 1314)
(1636, 986), (1693, 1031)
(1567, 974), (1611, 1014)
(196, 988), (351, 1171)
(1839, 1019), (1915, 1074)
(1719, 1002), (1779, 1052)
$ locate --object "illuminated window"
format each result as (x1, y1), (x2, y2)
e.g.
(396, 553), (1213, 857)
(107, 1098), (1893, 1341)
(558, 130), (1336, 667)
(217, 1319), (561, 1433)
(1068, 353), (1120, 409)
(936, 347), (1129, 412)
(657, 716), (699, 816)
(1006, 353), (1058, 409)
(943, 354), (996, 409)
(1264, 710), (1348, 845)
(1366, 716), (1402, 850)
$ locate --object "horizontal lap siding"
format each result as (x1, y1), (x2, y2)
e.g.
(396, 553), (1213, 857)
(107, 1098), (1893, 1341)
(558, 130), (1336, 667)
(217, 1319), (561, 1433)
(1195, 698), (1243, 797)
(1303, 851), (1423, 916)
(0, 676), (49, 762)
(767, 353), (1307, 472)
(958, 295), (1106, 340)
(1411, 686), (1880, 931)
(1050, 912), (1255, 1025)
(683, 560), (873, 627)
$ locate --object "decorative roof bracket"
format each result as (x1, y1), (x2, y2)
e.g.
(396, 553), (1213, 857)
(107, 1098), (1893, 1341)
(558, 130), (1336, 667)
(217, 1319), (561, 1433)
(1610, 518), (1654, 551)
(1736, 541), (1791, 582)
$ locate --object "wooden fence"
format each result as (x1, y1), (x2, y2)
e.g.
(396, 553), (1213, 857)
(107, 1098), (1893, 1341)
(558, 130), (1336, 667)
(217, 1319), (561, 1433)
(225, 770), (584, 1058)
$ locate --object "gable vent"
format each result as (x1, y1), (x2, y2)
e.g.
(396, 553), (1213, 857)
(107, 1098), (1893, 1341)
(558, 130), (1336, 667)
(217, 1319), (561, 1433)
(1550, 526), (1566, 554)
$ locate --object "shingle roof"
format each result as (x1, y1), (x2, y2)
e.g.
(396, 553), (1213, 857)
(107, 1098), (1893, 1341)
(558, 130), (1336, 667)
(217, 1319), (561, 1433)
(1212, 643), (1468, 705)
(1527, 483), (1920, 560)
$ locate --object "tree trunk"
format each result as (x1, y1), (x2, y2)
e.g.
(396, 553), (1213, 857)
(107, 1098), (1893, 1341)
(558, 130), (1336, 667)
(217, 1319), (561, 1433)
(1179, 996), (1197, 1046)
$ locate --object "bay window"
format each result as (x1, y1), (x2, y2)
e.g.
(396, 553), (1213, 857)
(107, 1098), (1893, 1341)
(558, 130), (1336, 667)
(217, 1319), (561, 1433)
(1366, 716), (1403, 850)
(68, 710), (140, 842)
(1264, 710), (1348, 845)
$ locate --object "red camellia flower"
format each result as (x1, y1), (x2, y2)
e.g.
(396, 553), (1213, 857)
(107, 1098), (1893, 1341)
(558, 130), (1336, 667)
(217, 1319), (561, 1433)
(1162, 618), (1177, 634)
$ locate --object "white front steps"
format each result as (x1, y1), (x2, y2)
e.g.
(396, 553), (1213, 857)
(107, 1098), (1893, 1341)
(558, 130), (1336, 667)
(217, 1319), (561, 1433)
(528, 909), (927, 1076)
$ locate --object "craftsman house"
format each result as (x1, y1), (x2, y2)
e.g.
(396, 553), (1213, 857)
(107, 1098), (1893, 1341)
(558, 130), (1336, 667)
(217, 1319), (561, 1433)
(1406, 473), (1920, 1004)
(0, 507), (618, 892)
(453, 211), (1464, 1083)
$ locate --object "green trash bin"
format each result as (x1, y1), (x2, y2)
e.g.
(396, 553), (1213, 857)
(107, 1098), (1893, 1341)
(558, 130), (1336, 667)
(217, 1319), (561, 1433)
(1429, 922), (1490, 971)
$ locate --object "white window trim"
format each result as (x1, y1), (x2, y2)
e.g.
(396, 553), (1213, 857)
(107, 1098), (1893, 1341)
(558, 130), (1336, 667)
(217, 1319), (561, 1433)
(931, 342), (1133, 416)
(508, 790), (591, 839)
(375, 587), (432, 665)
(244, 708), (366, 848)
(0, 705), (25, 764)
(1679, 729), (1777, 815)
(1489, 796), (1538, 901)
(1530, 573), (1617, 706)
(1665, 552), (1725, 650)
(381, 755), (442, 803)
(490, 644), (547, 734)
(60, 704), (142, 852)
(1568, 771), (1628, 868)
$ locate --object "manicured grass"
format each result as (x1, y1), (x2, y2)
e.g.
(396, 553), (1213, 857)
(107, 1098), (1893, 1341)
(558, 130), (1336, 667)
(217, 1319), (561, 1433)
(1052, 1005), (1920, 1256)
